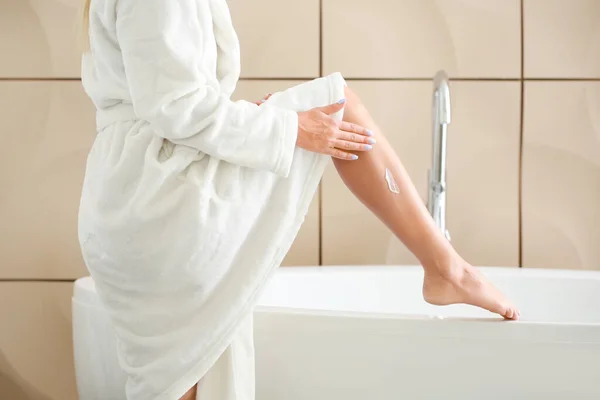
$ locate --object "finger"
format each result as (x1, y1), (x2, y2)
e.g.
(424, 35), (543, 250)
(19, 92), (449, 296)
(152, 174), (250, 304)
(336, 130), (376, 145)
(254, 93), (273, 106)
(332, 139), (373, 152)
(324, 148), (359, 161)
(339, 121), (373, 137)
(317, 99), (346, 115)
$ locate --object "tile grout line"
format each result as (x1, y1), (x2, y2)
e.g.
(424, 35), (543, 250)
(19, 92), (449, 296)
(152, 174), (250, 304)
(244, 77), (600, 82)
(523, 78), (600, 81)
(3, 77), (600, 82)
(518, 0), (525, 268)
(0, 279), (75, 283)
(0, 77), (600, 82)
(0, 77), (82, 81)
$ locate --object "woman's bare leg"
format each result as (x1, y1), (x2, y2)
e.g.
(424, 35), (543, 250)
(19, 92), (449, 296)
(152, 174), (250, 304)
(180, 384), (197, 400)
(335, 86), (519, 320)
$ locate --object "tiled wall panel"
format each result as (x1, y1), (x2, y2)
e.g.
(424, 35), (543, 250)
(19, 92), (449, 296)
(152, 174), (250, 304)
(323, 0), (521, 79)
(524, 0), (600, 78)
(0, 0), (82, 78)
(322, 81), (520, 267)
(0, 282), (77, 400)
(230, 0), (320, 78)
(522, 82), (600, 269)
(0, 82), (94, 279)
(322, 81), (431, 265)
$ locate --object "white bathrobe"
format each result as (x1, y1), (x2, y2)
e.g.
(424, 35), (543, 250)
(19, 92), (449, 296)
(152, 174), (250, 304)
(79, 0), (346, 399)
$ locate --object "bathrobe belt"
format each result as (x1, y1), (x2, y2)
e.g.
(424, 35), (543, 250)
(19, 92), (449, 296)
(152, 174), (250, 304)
(96, 103), (137, 132)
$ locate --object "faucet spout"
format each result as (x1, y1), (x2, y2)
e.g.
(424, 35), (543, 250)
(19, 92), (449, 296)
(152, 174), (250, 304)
(428, 70), (451, 241)
(433, 71), (451, 124)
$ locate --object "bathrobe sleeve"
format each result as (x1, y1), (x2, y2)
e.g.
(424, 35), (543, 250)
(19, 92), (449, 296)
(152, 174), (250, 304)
(115, 0), (299, 177)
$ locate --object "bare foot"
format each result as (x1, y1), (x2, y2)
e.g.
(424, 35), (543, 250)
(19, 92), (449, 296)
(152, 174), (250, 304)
(422, 259), (520, 320)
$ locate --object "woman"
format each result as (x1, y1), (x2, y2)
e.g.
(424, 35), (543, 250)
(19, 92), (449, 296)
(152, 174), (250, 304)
(79, 0), (519, 399)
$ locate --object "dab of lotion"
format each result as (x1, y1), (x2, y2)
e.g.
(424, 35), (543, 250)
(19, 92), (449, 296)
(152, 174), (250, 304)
(385, 168), (400, 193)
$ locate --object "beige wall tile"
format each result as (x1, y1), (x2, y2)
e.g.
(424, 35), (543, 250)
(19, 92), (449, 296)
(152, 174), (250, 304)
(524, 0), (600, 78)
(446, 81), (520, 267)
(281, 198), (320, 266)
(0, 0), (321, 79)
(322, 0), (521, 78)
(523, 82), (600, 269)
(0, 0), (82, 78)
(322, 81), (431, 266)
(0, 282), (77, 400)
(233, 80), (321, 266)
(230, 0), (320, 78)
(322, 81), (520, 266)
(0, 82), (95, 279)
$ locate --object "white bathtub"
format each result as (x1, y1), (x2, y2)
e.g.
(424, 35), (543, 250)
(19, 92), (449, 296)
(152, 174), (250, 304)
(253, 266), (600, 400)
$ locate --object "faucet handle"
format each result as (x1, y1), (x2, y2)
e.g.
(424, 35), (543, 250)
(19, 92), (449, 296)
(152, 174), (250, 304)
(430, 181), (445, 194)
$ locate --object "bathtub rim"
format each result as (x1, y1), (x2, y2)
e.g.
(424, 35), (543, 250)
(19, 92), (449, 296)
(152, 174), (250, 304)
(255, 303), (600, 329)
(254, 305), (600, 345)
(256, 265), (600, 330)
(73, 265), (600, 308)
(267, 265), (600, 281)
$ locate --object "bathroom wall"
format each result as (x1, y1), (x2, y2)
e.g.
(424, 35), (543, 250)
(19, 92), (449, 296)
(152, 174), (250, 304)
(0, 0), (599, 398)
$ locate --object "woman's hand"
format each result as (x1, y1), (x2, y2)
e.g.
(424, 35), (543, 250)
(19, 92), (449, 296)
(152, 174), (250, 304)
(296, 100), (375, 160)
(253, 93), (272, 106)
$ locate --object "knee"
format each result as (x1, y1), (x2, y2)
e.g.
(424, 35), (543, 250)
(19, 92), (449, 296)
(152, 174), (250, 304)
(342, 85), (365, 122)
(344, 85), (361, 106)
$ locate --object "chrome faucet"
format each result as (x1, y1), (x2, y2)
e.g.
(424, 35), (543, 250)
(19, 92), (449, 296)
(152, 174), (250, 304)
(427, 70), (451, 241)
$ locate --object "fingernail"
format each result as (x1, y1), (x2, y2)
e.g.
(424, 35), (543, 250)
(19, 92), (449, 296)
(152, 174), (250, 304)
(367, 138), (376, 144)
(366, 129), (374, 136)
(364, 145), (373, 151)
(351, 154), (359, 160)
(337, 98), (346, 104)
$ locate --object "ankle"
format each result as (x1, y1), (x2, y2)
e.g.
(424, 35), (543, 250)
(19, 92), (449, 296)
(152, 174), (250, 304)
(421, 250), (464, 277)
